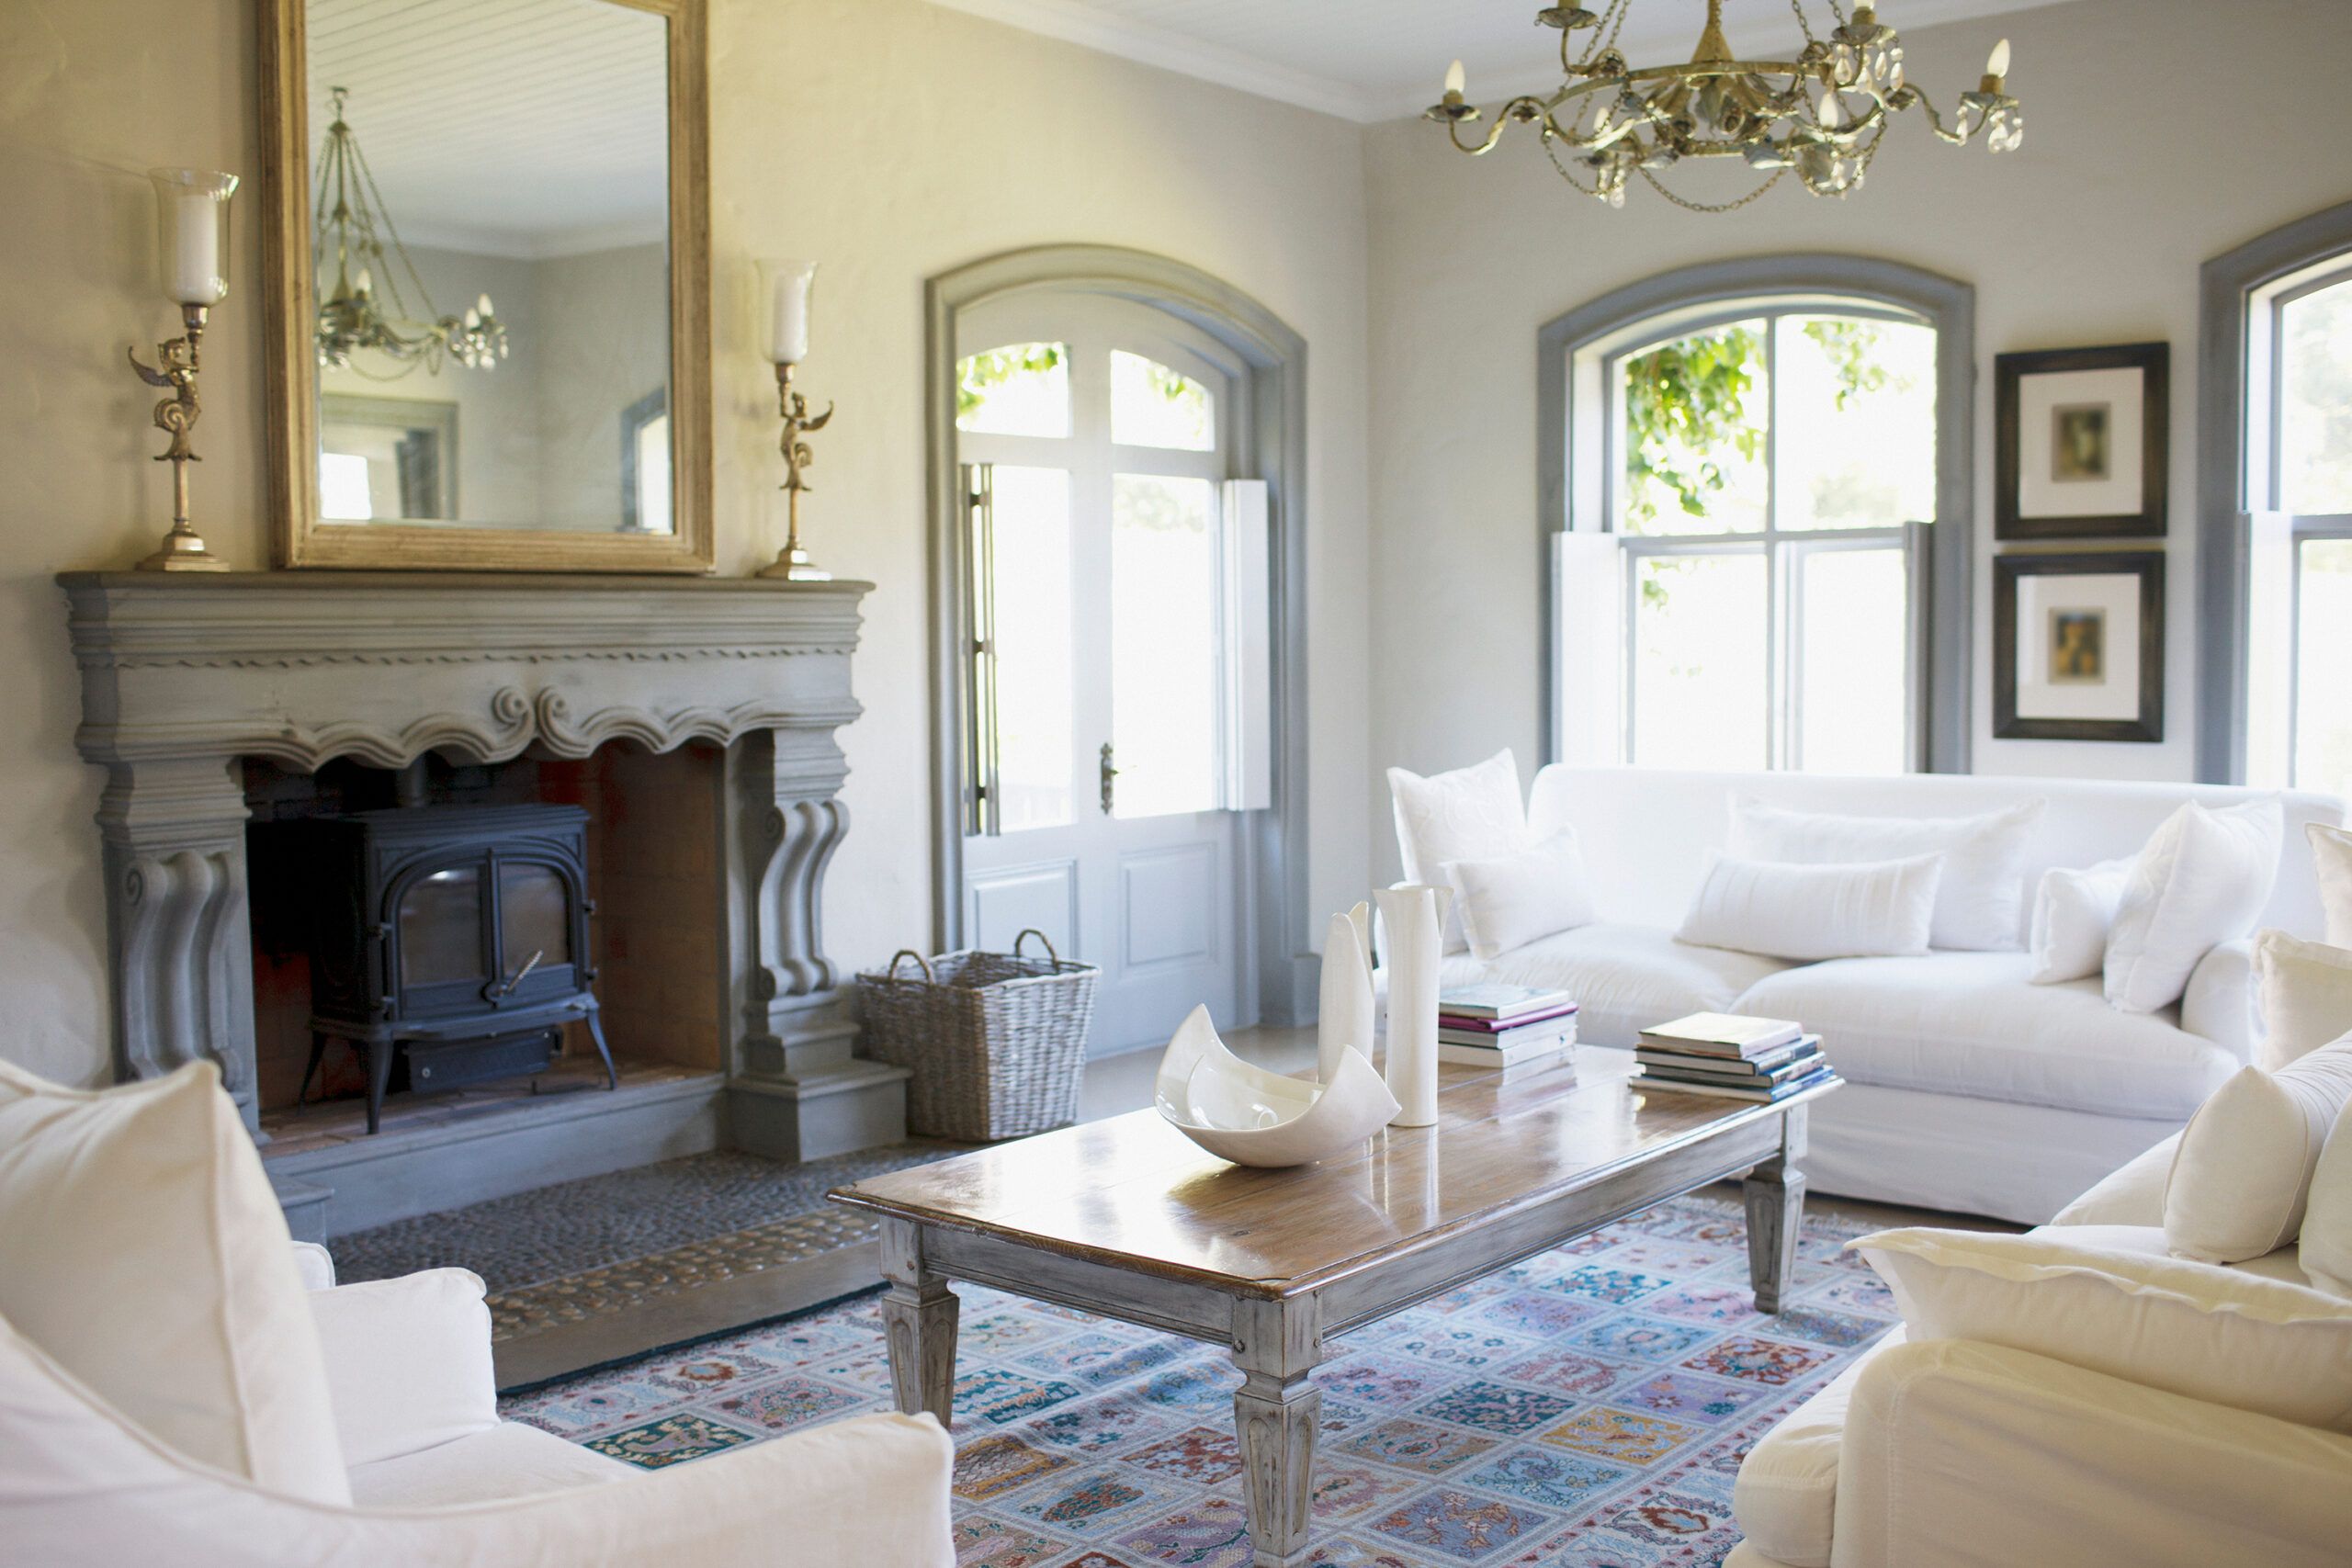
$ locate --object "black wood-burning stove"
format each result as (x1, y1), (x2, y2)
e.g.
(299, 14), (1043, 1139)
(293, 802), (614, 1133)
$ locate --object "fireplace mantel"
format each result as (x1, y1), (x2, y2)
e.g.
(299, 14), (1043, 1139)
(58, 570), (904, 1191)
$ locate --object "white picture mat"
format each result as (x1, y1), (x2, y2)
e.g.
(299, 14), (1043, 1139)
(2015, 570), (2143, 721)
(2017, 367), (2144, 519)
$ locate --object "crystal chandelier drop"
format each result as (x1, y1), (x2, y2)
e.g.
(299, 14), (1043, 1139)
(1426, 0), (2022, 211)
(312, 88), (510, 375)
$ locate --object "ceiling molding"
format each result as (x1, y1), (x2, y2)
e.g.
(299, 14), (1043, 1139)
(922, 0), (1385, 122)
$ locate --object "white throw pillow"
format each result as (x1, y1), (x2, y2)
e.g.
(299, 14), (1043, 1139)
(1442, 830), (1596, 962)
(2310, 822), (2352, 949)
(308, 1269), (498, 1466)
(2104, 798), (2283, 1014)
(2026, 856), (2133, 985)
(0, 1059), (348, 1501)
(2255, 929), (2352, 1069)
(1855, 1225), (2352, 1433)
(2162, 1035), (2352, 1263)
(2301, 1098), (2352, 1296)
(1726, 796), (2041, 952)
(1676, 852), (1941, 963)
(1388, 750), (1527, 953)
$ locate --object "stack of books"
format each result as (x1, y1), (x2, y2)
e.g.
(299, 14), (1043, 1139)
(1436, 985), (1577, 1067)
(1634, 1012), (1833, 1102)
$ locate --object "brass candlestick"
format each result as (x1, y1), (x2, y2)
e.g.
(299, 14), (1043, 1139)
(128, 303), (229, 572)
(754, 361), (836, 581)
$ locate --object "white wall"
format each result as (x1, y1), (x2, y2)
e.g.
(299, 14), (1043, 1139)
(0, 0), (1373, 1089)
(1361, 0), (2352, 877)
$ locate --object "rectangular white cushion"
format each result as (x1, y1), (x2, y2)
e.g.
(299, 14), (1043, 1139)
(2311, 822), (2352, 949)
(0, 1059), (347, 1504)
(2027, 856), (2132, 984)
(2256, 929), (2352, 1069)
(2106, 797), (2284, 1013)
(2303, 1096), (2352, 1295)
(1736, 953), (2240, 1119)
(1857, 1225), (2352, 1432)
(1727, 795), (2041, 951)
(1442, 829), (1596, 962)
(309, 1269), (500, 1466)
(1388, 749), (1527, 953)
(1677, 852), (1941, 963)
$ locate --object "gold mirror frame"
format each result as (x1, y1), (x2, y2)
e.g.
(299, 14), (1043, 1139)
(258, 0), (713, 572)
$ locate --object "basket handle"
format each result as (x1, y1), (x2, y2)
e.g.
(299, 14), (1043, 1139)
(887, 949), (934, 982)
(1012, 928), (1059, 966)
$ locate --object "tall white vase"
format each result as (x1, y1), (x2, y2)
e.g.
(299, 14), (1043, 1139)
(1374, 883), (1452, 1128)
(1317, 902), (1374, 1085)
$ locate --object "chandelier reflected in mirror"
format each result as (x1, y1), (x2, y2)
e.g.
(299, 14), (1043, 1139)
(312, 88), (510, 376)
(1426, 0), (2021, 211)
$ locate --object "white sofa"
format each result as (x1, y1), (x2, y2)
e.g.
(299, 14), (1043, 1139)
(1412, 766), (2346, 1224)
(1724, 1134), (2352, 1568)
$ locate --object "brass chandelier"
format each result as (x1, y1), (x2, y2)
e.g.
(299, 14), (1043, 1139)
(312, 88), (509, 376)
(1426, 0), (2021, 210)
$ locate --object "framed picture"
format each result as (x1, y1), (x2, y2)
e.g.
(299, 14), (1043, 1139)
(1995, 342), (2168, 539)
(1993, 551), (2165, 741)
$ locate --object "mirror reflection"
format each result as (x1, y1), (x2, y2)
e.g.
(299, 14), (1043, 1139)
(306, 0), (672, 534)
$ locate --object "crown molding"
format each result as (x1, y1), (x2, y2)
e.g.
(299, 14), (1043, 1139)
(922, 0), (1384, 122)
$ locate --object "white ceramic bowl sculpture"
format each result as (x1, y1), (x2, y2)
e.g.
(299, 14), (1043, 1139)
(1153, 1004), (1400, 1168)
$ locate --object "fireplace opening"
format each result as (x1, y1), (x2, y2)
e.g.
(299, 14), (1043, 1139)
(246, 742), (728, 1139)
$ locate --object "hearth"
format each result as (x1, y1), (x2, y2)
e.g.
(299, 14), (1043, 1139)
(289, 802), (615, 1134)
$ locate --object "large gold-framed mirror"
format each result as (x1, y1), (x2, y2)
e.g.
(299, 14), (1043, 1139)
(260, 0), (711, 571)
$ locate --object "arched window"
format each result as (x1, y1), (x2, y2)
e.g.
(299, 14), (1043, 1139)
(1540, 256), (1974, 774)
(2198, 201), (2352, 792)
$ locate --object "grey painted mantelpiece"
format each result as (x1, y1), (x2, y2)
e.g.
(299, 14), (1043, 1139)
(57, 571), (906, 1190)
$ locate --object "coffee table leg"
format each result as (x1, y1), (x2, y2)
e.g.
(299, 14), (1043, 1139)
(1745, 1105), (1809, 1314)
(1232, 1297), (1322, 1568)
(878, 1217), (958, 1423)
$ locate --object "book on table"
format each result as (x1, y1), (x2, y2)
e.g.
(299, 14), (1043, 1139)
(1438, 1014), (1577, 1047)
(1634, 1035), (1821, 1079)
(1637, 1011), (1804, 1059)
(1438, 1033), (1573, 1068)
(1636, 1063), (1835, 1102)
(1437, 1002), (1577, 1035)
(1438, 984), (1575, 1021)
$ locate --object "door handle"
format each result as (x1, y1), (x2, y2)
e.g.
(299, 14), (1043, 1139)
(1100, 742), (1118, 815)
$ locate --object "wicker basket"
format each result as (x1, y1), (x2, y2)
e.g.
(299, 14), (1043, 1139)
(857, 930), (1099, 1141)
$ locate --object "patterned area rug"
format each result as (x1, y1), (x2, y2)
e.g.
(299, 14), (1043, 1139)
(502, 1190), (1897, 1566)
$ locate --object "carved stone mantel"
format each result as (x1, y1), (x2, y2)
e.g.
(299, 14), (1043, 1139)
(59, 570), (903, 1159)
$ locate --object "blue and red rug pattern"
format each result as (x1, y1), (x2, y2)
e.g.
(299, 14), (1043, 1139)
(503, 1192), (1896, 1566)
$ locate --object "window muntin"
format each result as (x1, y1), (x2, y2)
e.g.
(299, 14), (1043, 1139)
(1608, 305), (1930, 773)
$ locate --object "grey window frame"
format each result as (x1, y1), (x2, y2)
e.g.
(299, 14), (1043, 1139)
(2195, 198), (2352, 784)
(1538, 254), (1975, 773)
(2266, 261), (2352, 785)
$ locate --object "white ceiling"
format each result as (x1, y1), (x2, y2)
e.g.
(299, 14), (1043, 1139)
(307, 0), (670, 260)
(923, 0), (2077, 123)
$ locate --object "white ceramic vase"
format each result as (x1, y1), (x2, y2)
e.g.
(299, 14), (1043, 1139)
(1317, 901), (1374, 1085)
(1374, 882), (1452, 1128)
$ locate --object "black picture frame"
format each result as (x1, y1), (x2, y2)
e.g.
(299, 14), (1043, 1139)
(1994, 342), (2168, 540)
(1993, 551), (2165, 742)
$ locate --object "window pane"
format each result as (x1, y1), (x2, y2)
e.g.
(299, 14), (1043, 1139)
(985, 467), (1074, 831)
(2280, 278), (2352, 515)
(956, 343), (1069, 436)
(1795, 547), (1908, 773)
(1112, 474), (1221, 818)
(1111, 351), (1215, 450)
(1618, 321), (1770, 536)
(400, 865), (482, 987)
(1776, 316), (1938, 530)
(1631, 552), (1767, 769)
(2296, 538), (2352, 796)
(498, 863), (571, 970)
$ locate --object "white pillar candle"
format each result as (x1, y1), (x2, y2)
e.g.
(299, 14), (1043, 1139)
(148, 168), (238, 306)
(763, 258), (818, 365)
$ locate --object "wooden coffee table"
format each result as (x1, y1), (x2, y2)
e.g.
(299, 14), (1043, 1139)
(830, 1050), (1839, 1568)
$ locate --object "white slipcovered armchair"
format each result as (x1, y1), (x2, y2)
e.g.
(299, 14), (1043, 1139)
(0, 1057), (956, 1567)
(1725, 1137), (2352, 1568)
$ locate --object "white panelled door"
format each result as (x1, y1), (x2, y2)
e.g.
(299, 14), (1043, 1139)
(957, 298), (1270, 1055)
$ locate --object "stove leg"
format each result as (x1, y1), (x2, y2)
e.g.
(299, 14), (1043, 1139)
(297, 1032), (328, 1108)
(584, 1011), (617, 1090)
(365, 1042), (393, 1135)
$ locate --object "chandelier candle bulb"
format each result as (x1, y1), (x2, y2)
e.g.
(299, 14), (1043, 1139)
(1444, 59), (1465, 98)
(1984, 38), (2010, 92)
